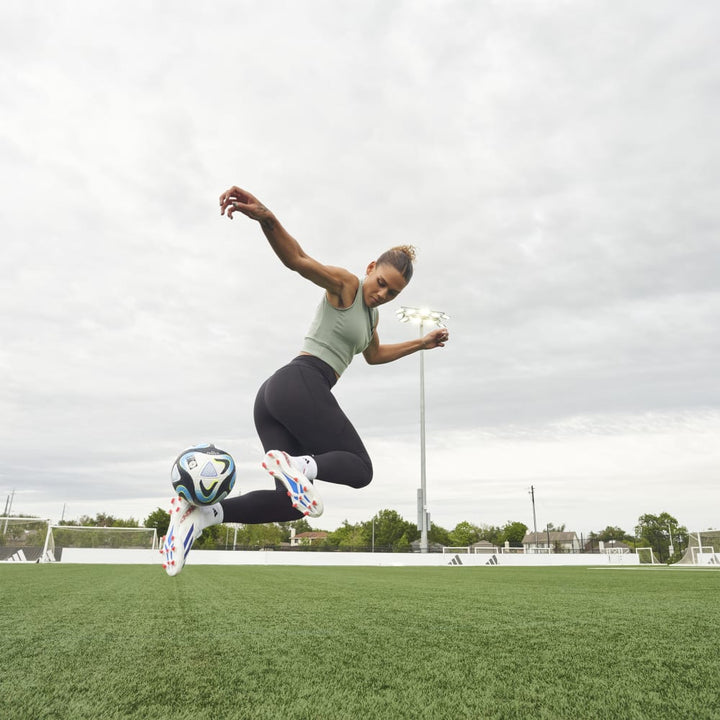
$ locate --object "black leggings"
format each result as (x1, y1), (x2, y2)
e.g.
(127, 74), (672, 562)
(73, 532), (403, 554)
(220, 355), (373, 523)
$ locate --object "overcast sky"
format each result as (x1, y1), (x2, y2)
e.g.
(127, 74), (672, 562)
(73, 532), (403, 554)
(2, 0), (718, 538)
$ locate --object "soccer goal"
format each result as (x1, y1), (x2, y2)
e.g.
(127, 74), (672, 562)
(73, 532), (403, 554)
(442, 546), (471, 555)
(42, 525), (159, 561)
(0, 516), (52, 562)
(674, 530), (720, 565)
(636, 547), (657, 564)
(691, 547), (719, 565)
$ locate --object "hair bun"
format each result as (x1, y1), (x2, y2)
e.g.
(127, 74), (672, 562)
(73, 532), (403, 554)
(376, 245), (416, 282)
(396, 245), (417, 262)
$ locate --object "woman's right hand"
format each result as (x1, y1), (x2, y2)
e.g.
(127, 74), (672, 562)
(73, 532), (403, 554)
(219, 186), (272, 222)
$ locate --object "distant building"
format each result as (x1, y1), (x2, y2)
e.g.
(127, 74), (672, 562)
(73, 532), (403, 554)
(290, 531), (328, 547)
(470, 540), (497, 553)
(523, 531), (581, 553)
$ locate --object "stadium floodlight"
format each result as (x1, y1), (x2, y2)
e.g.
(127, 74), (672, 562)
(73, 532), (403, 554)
(396, 306), (449, 554)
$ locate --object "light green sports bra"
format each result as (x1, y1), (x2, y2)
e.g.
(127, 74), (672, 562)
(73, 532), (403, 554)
(301, 278), (379, 376)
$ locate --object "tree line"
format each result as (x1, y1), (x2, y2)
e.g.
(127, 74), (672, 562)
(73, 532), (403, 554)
(1, 509), (690, 562)
(140, 508), (690, 561)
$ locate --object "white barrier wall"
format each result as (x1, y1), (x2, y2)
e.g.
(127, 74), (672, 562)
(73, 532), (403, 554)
(59, 548), (640, 567)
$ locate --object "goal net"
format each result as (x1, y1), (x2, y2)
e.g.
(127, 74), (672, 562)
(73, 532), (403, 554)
(0, 517), (51, 562)
(674, 530), (720, 565)
(636, 547), (657, 564)
(442, 546), (470, 555)
(473, 545), (498, 554)
(43, 525), (159, 561)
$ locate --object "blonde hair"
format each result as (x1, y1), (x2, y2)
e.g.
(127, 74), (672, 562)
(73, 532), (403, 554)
(377, 245), (416, 282)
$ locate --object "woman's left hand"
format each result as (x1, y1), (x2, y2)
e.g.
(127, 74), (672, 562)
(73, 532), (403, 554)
(422, 328), (450, 349)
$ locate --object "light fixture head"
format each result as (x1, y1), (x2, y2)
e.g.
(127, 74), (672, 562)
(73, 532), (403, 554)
(396, 306), (449, 327)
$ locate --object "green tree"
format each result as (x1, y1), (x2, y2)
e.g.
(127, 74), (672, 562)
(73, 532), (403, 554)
(498, 521), (528, 547)
(477, 524), (503, 546)
(364, 509), (418, 550)
(636, 512), (687, 563)
(65, 513), (140, 528)
(233, 523), (286, 548)
(395, 532), (412, 552)
(429, 523), (451, 546)
(448, 521), (481, 547)
(326, 521), (368, 549)
(144, 508), (171, 538)
(594, 525), (632, 543)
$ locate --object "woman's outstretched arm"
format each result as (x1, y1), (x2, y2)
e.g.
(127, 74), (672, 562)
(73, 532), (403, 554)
(219, 186), (356, 306)
(363, 326), (449, 365)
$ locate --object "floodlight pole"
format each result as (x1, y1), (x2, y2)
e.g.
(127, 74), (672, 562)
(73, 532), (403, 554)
(529, 485), (538, 545)
(396, 306), (449, 554)
(419, 315), (427, 553)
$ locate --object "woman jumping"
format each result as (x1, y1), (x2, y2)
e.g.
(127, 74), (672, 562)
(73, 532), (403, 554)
(161, 186), (449, 575)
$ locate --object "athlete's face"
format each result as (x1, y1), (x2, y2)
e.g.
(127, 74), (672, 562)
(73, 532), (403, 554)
(363, 261), (408, 308)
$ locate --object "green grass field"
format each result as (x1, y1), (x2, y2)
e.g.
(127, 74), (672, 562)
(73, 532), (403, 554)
(1, 564), (718, 720)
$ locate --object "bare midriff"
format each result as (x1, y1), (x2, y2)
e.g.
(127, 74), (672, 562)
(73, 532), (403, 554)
(299, 351), (340, 379)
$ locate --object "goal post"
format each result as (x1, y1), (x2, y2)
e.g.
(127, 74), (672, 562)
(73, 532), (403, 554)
(674, 530), (720, 565)
(636, 547), (657, 564)
(691, 546), (719, 565)
(442, 546), (471, 555)
(42, 525), (159, 561)
(0, 517), (52, 562)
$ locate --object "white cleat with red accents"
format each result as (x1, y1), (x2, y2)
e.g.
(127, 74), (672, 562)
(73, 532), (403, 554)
(262, 450), (324, 518)
(160, 496), (207, 576)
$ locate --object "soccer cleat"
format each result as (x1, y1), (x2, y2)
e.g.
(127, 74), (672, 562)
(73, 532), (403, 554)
(262, 450), (324, 518)
(160, 496), (203, 577)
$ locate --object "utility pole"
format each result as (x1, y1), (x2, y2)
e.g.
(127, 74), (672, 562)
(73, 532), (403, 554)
(529, 485), (538, 544)
(3, 489), (15, 534)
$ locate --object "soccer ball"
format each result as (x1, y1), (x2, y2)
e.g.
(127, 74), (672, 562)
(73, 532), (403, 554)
(171, 443), (236, 506)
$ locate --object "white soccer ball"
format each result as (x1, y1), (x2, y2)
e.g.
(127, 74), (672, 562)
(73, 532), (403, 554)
(171, 443), (236, 506)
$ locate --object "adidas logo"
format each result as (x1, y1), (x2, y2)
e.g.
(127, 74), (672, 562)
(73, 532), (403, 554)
(448, 554), (463, 566)
(485, 554), (498, 566)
